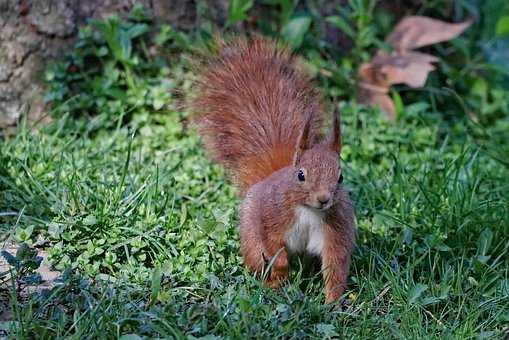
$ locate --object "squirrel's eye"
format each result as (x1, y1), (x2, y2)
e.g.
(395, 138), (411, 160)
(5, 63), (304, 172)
(338, 174), (344, 184)
(297, 170), (305, 182)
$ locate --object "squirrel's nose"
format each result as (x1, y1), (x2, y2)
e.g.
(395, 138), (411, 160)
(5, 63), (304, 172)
(317, 193), (331, 205)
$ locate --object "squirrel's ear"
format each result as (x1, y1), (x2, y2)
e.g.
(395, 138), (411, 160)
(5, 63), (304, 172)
(328, 108), (342, 154)
(293, 113), (313, 165)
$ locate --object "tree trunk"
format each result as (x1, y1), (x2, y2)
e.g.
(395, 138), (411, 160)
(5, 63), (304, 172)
(0, 0), (352, 130)
(0, 0), (206, 129)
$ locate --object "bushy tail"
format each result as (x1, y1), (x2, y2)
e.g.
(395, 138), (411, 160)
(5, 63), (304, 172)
(192, 36), (322, 194)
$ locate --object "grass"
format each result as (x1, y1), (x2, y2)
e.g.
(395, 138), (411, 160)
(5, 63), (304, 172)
(1, 105), (507, 338)
(1, 1), (509, 339)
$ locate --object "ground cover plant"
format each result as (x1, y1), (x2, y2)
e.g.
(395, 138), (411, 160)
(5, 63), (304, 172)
(1, 1), (508, 338)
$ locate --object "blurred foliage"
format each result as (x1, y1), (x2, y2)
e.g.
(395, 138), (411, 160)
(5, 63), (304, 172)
(30, 0), (507, 275)
(2, 0), (507, 338)
(43, 5), (192, 132)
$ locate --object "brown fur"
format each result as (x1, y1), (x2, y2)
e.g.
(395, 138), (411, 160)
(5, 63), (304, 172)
(192, 36), (356, 303)
(192, 36), (322, 195)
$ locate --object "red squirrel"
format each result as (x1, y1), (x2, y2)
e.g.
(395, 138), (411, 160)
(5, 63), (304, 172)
(192, 36), (356, 303)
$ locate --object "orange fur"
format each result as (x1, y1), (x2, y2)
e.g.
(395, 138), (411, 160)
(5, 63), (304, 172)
(192, 36), (356, 303)
(192, 36), (322, 195)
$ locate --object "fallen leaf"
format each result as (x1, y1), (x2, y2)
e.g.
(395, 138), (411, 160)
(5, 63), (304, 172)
(372, 51), (438, 88)
(387, 16), (472, 52)
(364, 92), (396, 120)
(357, 15), (472, 119)
(357, 71), (396, 119)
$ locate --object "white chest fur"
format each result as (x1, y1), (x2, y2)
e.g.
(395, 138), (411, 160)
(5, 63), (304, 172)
(284, 205), (325, 256)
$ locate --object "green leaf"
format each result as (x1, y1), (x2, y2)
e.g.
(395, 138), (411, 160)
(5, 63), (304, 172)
(496, 16), (509, 37)
(93, 16), (133, 63)
(326, 15), (355, 39)
(48, 222), (63, 239)
(106, 88), (127, 100)
(408, 283), (428, 305)
(476, 255), (491, 264)
(477, 228), (493, 256)
(281, 15), (312, 49)
(435, 243), (451, 252)
(281, 0), (297, 25)
(150, 267), (162, 306)
(83, 215), (98, 226)
(126, 24), (149, 39)
(119, 335), (142, 340)
(15, 226), (34, 242)
(421, 296), (441, 306)
(129, 3), (152, 22)
(153, 98), (165, 110)
(96, 46), (108, 57)
(155, 25), (173, 45)
(119, 30), (132, 62)
(392, 90), (404, 119)
(316, 323), (338, 337)
(471, 78), (488, 100)
(402, 228), (413, 245)
(227, 0), (254, 25)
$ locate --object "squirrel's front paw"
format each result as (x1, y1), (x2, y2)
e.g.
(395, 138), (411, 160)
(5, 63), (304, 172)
(325, 285), (345, 304)
(265, 266), (288, 289)
(265, 278), (285, 289)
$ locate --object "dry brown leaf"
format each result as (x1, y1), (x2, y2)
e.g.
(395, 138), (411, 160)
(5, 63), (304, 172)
(373, 51), (438, 88)
(358, 62), (389, 88)
(357, 15), (471, 119)
(358, 87), (396, 120)
(358, 51), (438, 118)
(357, 66), (396, 118)
(386, 16), (472, 52)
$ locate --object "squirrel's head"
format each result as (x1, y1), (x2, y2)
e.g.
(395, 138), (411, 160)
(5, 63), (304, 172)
(293, 110), (343, 211)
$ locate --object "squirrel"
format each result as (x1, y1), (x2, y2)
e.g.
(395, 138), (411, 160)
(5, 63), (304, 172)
(192, 36), (356, 303)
